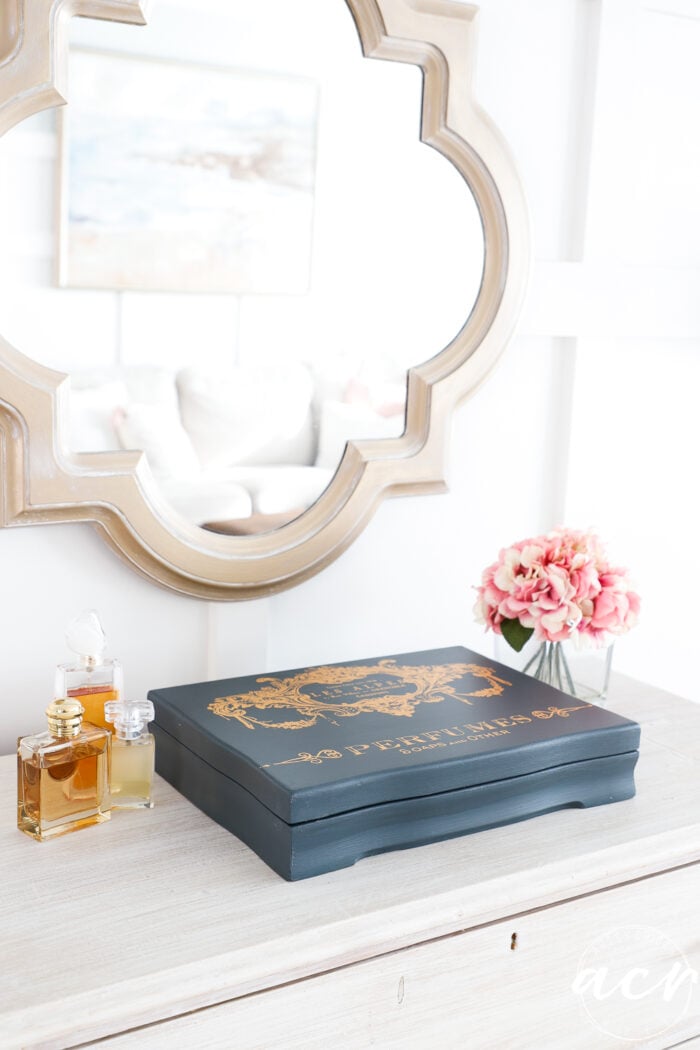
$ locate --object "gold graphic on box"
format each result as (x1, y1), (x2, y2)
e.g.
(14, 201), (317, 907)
(532, 705), (591, 719)
(267, 749), (344, 767)
(208, 660), (513, 731)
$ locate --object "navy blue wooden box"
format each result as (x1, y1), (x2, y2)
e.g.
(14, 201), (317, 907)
(148, 646), (640, 881)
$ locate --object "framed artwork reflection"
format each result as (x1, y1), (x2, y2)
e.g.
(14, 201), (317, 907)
(58, 49), (319, 294)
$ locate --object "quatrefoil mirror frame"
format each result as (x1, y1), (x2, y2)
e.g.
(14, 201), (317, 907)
(0, 0), (529, 599)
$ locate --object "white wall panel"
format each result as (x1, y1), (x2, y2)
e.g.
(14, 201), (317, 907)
(628, 7), (700, 266)
(521, 261), (700, 339)
(585, 0), (700, 266)
(473, 0), (584, 259)
(206, 601), (269, 682)
(563, 0), (700, 697)
(565, 336), (700, 698)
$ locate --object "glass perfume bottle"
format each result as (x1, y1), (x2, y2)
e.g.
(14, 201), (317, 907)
(17, 698), (111, 841)
(56, 610), (123, 731)
(104, 699), (155, 809)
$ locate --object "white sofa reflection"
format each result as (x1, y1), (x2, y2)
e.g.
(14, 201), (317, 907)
(67, 363), (405, 529)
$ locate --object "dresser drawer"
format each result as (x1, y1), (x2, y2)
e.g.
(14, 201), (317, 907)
(90, 863), (700, 1049)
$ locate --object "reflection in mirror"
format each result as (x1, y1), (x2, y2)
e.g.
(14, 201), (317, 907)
(0, 0), (484, 535)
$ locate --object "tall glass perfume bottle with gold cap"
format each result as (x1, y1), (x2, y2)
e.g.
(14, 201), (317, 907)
(105, 700), (155, 809)
(17, 698), (111, 840)
(55, 610), (123, 731)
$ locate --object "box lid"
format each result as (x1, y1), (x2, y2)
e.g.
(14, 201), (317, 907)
(148, 645), (640, 825)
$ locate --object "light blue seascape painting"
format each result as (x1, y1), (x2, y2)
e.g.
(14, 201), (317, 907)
(60, 50), (319, 293)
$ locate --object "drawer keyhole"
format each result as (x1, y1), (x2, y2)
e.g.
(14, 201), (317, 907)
(510, 932), (518, 951)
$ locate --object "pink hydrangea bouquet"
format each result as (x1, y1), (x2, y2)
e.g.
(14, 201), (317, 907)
(474, 527), (640, 652)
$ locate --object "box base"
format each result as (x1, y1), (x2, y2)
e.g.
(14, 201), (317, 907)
(153, 724), (638, 881)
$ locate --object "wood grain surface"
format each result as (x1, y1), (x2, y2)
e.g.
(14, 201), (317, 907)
(1, 676), (698, 1048)
(89, 865), (700, 1049)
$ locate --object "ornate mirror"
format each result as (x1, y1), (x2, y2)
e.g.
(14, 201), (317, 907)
(0, 0), (528, 598)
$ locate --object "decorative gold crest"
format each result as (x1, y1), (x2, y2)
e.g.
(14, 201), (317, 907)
(208, 660), (512, 730)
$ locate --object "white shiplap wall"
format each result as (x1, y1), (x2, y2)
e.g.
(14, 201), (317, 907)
(0, 0), (698, 752)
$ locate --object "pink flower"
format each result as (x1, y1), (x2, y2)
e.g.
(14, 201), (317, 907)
(584, 570), (641, 644)
(474, 528), (640, 649)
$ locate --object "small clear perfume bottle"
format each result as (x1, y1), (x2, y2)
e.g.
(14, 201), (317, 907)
(56, 610), (123, 731)
(17, 698), (111, 841)
(104, 700), (155, 809)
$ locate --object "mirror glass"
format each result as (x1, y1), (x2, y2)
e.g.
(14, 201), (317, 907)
(0, 0), (484, 535)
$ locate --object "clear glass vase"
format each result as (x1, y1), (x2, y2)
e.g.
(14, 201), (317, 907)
(521, 639), (614, 704)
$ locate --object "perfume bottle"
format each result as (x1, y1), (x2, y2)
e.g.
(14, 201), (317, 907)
(104, 699), (155, 809)
(56, 610), (123, 731)
(17, 698), (111, 841)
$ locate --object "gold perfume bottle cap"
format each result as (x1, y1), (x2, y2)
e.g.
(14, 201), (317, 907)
(46, 698), (84, 738)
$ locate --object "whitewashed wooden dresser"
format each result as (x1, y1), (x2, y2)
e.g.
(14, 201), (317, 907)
(1, 676), (699, 1049)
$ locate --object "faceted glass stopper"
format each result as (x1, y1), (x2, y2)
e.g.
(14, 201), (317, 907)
(66, 609), (106, 660)
(104, 699), (154, 739)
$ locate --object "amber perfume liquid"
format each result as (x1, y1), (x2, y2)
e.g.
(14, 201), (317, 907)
(56, 665), (121, 733)
(110, 735), (155, 809)
(17, 722), (110, 841)
(66, 685), (119, 731)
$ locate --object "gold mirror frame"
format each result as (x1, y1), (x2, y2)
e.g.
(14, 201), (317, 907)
(0, 0), (529, 599)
